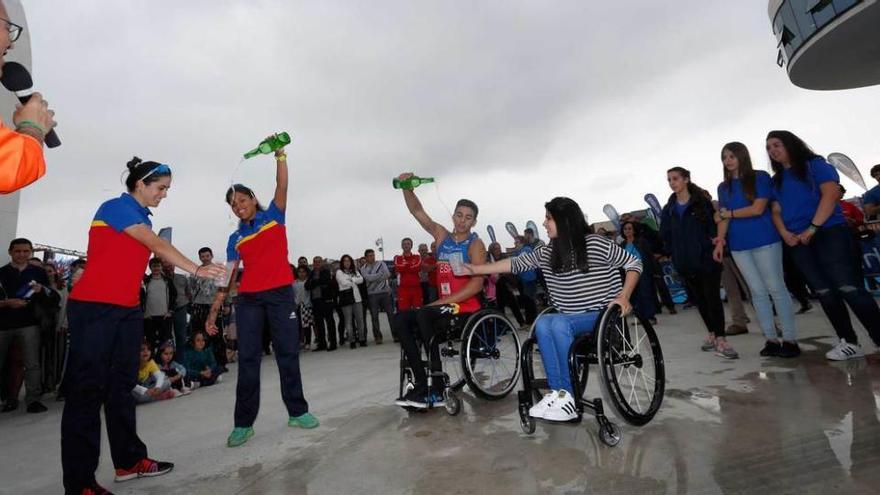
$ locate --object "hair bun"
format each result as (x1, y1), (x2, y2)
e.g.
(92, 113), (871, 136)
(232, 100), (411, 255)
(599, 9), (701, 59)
(126, 156), (142, 171)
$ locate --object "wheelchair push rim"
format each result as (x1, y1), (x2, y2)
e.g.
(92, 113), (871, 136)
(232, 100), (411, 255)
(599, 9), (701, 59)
(461, 310), (522, 400)
(597, 306), (665, 426)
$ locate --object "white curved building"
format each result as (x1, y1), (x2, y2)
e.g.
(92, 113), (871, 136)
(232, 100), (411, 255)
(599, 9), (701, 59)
(769, 0), (880, 90)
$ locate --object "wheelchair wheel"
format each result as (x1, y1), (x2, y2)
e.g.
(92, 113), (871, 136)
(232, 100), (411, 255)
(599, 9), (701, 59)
(444, 389), (462, 416)
(598, 420), (621, 447)
(440, 339), (466, 390)
(526, 306), (558, 339)
(518, 392), (537, 434)
(461, 310), (522, 400)
(597, 307), (665, 426)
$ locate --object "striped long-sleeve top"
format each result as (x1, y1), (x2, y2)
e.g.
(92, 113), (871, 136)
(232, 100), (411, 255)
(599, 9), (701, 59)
(509, 234), (641, 314)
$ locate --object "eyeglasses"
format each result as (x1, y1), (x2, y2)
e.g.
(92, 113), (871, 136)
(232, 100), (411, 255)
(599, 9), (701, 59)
(141, 163), (172, 181)
(1, 18), (23, 43)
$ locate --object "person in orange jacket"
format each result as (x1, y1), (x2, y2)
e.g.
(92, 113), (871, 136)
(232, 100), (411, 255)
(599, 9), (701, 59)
(0, 1), (56, 194)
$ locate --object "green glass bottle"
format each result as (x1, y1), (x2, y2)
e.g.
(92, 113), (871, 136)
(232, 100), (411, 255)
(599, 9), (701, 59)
(392, 175), (435, 190)
(243, 132), (291, 159)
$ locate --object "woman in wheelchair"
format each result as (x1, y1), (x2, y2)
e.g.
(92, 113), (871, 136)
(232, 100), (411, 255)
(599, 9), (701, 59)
(461, 197), (641, 421)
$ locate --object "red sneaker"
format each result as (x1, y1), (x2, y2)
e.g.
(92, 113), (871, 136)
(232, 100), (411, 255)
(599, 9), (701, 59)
(114, 458), (174, 482)
(80, 483), (113, 494)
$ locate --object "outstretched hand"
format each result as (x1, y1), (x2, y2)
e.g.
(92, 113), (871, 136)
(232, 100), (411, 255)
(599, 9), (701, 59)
(196, 263), (226, 280)
(455, 262), (476, 277)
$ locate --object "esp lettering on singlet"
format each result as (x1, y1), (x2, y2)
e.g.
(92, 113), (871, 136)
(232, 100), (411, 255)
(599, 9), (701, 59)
(436, 232), (481, 313)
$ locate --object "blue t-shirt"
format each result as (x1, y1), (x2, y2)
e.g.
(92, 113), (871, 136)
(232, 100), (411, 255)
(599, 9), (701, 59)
(771, 157), (845, 233)
(674, 201), (688, 218)
(717, 171), (780, 251)
(863, 184), (880, 208)
(513, 245), (537, 282)
(623, 242), (641, 260)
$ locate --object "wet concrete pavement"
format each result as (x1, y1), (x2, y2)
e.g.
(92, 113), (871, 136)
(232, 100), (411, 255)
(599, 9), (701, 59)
(2, 305), (879, 494)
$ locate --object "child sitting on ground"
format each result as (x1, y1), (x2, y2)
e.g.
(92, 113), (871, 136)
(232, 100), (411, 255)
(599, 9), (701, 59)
(133, 342), (178, 403)
(183, 330), (223, 389)
(156, 340), (190, 394)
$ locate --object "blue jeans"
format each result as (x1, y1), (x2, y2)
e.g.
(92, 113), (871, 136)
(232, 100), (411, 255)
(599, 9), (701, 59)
(534, 312), (600, 395)
(234, 286), (309, 427)
(789, 225), (880, 346)
(731, 242), (797, 342)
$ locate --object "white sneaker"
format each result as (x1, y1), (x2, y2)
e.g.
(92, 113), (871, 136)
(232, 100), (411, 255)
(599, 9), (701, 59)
(825, 339), (865, 361)
(528, 390), (558, 418)
(542, 390), (578, 422)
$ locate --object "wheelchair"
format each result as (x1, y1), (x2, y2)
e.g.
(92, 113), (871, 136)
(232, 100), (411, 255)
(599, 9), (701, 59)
(518, 305), (665, 446)
(398, 304), (523, 415)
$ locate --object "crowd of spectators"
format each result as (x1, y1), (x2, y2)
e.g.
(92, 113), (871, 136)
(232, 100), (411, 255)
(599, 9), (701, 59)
(2, 132), (880, 417)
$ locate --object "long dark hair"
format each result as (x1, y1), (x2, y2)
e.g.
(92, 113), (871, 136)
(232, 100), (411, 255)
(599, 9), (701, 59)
(766, 130), (820, 190)
(621, 221), (639, 242)
(722, 142), (757, 202)
(124, 156), (171, 192)
(667, 166), (713, 223)
(545, 197), (590, 274)
(225, 183), (264, 210)
(339, 254), (356, 274)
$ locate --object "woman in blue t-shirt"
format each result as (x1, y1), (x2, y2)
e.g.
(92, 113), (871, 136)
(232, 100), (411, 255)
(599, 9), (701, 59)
(766, 130), (880, 361)
(713, 142), (798, 358)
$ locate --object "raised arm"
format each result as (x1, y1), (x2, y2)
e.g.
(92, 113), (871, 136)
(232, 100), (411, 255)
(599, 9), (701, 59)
(273, 142), (289, 210)
(398, 172), (447, 243)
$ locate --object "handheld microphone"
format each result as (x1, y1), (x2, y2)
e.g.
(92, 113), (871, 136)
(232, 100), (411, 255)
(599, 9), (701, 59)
(1, 61), (61, 148)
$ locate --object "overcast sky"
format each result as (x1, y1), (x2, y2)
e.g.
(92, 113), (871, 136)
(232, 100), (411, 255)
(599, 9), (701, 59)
(15, 0), (880, 262)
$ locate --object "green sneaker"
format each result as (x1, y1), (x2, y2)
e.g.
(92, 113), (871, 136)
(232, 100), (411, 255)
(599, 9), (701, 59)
(288, 412), (320, 429)
(227, 426), (254, 447)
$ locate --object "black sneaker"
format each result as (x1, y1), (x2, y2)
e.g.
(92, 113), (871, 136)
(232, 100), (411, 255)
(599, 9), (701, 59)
(350, 342), (357, 349)
(396, 387), (428, 409)
(26, 401), (48, 413)
(760, 341), (781, 357)
(2, 399), (18, 413)
(778, 341), (801, 358)
(797, 304), (812, 314)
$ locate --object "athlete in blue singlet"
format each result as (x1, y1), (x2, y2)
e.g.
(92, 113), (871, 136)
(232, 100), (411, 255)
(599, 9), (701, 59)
(393, 172), (486, 409)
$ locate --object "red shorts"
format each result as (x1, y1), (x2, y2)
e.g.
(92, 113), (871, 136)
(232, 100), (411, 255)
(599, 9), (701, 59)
(397, 286), (423, 311)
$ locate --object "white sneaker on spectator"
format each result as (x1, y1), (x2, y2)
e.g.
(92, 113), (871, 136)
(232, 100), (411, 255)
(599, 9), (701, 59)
(826, 339), (865, 361)
(216, 375), (224, 384)
(180, 387), (192, 396)
(543, 390), (578, 422)
(528, 390), (558, 418)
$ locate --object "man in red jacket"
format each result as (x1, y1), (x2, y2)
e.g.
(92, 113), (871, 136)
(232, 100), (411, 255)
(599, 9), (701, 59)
(394, 237), (423, 311)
